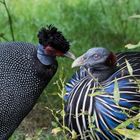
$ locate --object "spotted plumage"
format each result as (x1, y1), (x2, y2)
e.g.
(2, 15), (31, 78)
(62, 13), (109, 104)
(0, 42), (56, 139)
(65, 48), (140, 140)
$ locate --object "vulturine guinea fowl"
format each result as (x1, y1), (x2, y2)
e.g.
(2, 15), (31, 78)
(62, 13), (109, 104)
(0, 25), (75, 140)
(64, 47), (140, 140)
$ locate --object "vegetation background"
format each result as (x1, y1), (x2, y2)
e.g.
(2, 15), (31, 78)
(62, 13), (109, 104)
(0, 0), (140, 139)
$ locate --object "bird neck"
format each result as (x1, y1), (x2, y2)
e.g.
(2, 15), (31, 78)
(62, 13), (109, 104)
(85, 65), (117, 82)
(37, 44), (56, 65)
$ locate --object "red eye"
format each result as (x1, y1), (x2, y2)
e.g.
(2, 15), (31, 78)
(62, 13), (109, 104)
(45, 46), (55, 55)
(93, 54), (101, 59)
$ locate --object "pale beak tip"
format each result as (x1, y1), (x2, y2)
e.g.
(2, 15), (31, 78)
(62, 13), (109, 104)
(64, 51), (76, 60)
(71, 59), (79, 68)
(71, 55), (85, 68)
(71, 63), (75, 68)
(72, 55), (76, 60)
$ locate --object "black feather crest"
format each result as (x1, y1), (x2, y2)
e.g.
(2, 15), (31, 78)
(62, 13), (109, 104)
(38, 25), (70, 53)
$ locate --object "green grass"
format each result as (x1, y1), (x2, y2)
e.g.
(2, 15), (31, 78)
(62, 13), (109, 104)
(0, 0), (140, 139)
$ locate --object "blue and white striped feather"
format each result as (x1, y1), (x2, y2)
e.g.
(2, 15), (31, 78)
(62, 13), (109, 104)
(64, 52), (140, 140)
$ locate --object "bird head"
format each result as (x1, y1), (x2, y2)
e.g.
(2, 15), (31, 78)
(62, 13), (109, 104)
(72, 47), (116, 69)
(38, 25), (75, 60)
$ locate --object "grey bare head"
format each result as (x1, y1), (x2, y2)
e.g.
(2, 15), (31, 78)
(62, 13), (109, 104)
(72, 47), (117, 69)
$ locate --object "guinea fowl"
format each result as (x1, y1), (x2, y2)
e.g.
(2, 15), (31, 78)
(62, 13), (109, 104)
(64, 47), (140, 140)
(0, 25), (75, 140)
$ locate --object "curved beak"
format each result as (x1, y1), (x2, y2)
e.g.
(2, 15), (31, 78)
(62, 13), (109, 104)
(71, 54), (85, 68)
(64, 51), (76, 60)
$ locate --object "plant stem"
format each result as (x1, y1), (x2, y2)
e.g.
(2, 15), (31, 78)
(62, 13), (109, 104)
(2, 0), (15, 41)
(99, 0), (106, 16)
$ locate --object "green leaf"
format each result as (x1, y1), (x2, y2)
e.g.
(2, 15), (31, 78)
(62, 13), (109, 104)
(88, 90), (105, 97)
(51, 127), (62, 135)
(113, 78), (120, 105)
(115, 129), (140, 140)
(115, 114), (140, 139)
(60, 110), (65, 117)
(129, 15), (140, 19)
(71, 130), (78, 140)
(115, 118), (133, 129)
(51, 121), (58, 127)
(125, 59), (133, 75)
(125, 41), (140, 49)
(115, 113), (140, 129)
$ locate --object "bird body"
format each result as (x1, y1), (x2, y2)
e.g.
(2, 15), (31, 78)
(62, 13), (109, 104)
(65, 48), (140, 140)
(0, 42), (57, 139)
(0, 25), (75, 140)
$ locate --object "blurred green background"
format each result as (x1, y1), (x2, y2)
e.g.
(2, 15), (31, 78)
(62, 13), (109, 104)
(0, 0), (140, 139)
